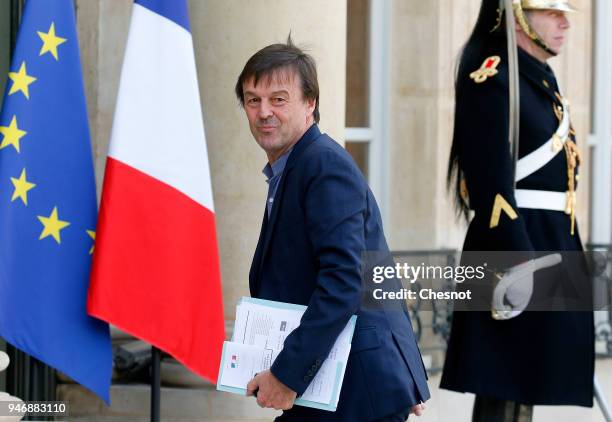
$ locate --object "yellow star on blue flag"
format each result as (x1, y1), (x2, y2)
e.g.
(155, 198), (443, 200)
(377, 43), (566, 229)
(10, 168), (36, 205)
(8, 62), (37, 99)
(0, 0), (111, 403)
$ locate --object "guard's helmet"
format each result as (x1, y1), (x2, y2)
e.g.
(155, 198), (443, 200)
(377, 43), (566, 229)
(508, 0), (576, 56)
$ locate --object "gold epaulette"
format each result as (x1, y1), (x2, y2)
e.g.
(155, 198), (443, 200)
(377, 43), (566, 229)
(470, 56), (501, 84)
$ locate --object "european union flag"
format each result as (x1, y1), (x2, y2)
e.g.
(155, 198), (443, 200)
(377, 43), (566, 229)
(0, 0), (111, 402)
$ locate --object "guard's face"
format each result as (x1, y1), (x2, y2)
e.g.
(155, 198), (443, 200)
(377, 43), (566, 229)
(528, 10), (571, 55)
(242, 69), (316, 163)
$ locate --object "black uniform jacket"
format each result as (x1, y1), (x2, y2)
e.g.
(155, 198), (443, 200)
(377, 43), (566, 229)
(440, 46), (594, 407)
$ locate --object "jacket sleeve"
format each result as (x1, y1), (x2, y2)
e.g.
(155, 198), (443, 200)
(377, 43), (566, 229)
(270, 147), (364, 395)
(457, 71), (534, 256)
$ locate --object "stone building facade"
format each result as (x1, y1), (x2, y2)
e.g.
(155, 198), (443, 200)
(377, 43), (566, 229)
(0, 1), (604, 420)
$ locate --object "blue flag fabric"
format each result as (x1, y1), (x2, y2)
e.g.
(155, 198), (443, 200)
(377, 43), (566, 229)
(0, 0), (111, 402)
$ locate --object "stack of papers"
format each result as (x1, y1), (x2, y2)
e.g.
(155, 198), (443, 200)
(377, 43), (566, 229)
(217, 297), (357, 411)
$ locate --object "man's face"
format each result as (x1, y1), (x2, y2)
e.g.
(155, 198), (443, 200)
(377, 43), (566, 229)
(242, 69), (316, 163)
(527, 9), (570, 55)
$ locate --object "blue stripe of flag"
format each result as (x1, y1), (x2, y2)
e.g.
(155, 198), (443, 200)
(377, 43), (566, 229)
(134, 0), (191, 32)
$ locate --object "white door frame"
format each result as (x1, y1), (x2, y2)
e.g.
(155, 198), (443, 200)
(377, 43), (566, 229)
(588, 0), (612, 245)
(589, 0), (612, 361)
(345, 0), (391, 226)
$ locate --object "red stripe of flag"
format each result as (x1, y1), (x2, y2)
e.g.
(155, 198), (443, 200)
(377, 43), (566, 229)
(88, 157), (225, 382)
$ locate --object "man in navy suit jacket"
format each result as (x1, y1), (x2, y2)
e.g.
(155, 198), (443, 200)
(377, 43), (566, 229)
(235, 38), (430, 422)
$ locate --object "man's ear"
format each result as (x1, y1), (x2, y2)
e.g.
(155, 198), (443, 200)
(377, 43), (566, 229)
(306, 97), (316, 114)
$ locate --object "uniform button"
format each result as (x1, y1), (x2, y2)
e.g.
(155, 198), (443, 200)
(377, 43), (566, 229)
(307, 370), (313, 376)
(303, 376), (309, 382)
(315, 359), (321, 366)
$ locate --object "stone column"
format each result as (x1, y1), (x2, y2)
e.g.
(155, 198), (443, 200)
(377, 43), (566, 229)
(188, 0), (347, 321)
(386, 0), (480, 250)
(76, 1), (131, 195)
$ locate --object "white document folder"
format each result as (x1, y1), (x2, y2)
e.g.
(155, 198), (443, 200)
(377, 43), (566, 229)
(217, 297), (357, 411)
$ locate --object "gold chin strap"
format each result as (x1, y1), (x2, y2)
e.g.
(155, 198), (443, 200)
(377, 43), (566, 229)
(512, 0), (558, 56)
(493, 0), (577, 56)
(491, 0), (576, 34)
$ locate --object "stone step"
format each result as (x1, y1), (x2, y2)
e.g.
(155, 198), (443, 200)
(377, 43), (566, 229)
(58, 383), (280, 422)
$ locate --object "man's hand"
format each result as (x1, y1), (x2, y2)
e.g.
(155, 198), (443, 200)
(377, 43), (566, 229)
(246, 370), (297, 410)
(411, 403), (426, 416)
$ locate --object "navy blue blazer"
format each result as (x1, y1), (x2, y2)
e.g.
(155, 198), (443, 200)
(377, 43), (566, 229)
(249, 124), (430, 421)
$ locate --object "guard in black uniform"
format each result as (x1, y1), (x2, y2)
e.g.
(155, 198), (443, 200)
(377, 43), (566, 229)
(441, 1), (594, 421)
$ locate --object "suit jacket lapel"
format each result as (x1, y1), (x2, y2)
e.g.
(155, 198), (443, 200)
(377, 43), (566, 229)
(253, 124), (322, 289)
(249, 205), (268, 296)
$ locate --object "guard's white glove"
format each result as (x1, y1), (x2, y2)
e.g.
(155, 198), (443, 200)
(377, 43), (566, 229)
(492, 253), (562, 320)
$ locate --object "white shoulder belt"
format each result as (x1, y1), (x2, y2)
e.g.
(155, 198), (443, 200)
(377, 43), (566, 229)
(514, 94), (572, 213)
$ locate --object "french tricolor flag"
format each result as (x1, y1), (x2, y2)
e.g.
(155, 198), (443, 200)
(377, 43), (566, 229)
(88, 0), (225, 383)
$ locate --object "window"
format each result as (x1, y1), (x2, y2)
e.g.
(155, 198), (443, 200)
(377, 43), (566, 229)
(345, 0), (390, 222)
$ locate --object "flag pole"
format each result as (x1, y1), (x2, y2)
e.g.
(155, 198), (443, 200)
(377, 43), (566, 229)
(151, 346), (161, 422)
